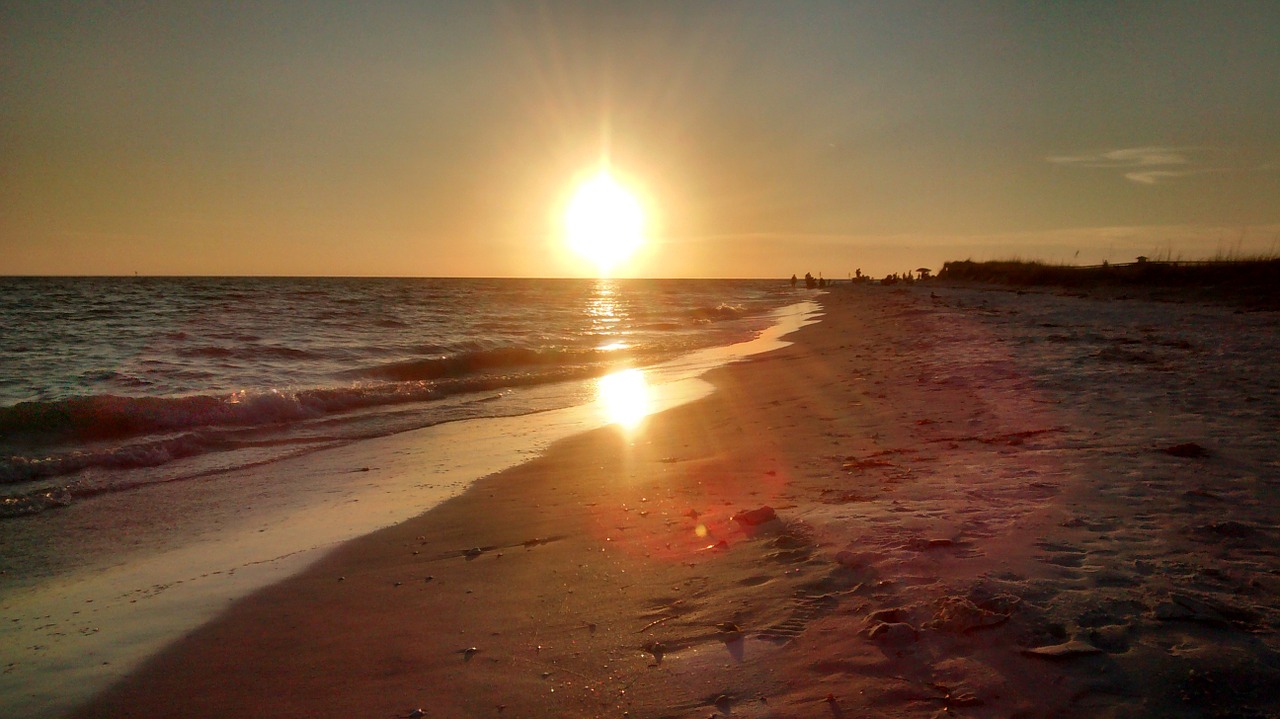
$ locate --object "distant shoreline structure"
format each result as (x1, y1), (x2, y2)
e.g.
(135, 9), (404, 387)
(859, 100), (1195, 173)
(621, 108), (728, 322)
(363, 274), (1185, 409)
(924, 257), (1280, 308)
(935, 257), (1279, 287)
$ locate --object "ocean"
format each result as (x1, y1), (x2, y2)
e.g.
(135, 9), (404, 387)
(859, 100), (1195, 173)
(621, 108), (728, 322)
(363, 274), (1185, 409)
(0, 277), (797, 518)
(0, 276), (816, 717)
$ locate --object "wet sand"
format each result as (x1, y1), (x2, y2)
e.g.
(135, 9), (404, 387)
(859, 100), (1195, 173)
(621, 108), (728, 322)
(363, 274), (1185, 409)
(73, 285), (1280, 718)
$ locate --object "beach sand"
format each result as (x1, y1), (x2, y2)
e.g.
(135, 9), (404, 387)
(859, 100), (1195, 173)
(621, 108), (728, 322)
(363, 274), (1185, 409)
(73, 285), (1280, 718)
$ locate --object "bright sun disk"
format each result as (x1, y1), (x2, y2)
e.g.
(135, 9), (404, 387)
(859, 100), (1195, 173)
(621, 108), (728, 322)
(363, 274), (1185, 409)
(564, 171), (645, 275)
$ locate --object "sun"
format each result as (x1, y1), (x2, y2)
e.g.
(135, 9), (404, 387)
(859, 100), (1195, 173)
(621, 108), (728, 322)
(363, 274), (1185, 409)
(564, 170), (645, 275)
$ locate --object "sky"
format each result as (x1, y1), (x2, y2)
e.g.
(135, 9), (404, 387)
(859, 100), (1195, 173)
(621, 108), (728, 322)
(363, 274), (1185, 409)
(2, 1), (1278, 278)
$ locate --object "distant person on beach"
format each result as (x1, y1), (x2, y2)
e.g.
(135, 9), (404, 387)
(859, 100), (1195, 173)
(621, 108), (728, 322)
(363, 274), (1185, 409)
(791, 274), (797, 288)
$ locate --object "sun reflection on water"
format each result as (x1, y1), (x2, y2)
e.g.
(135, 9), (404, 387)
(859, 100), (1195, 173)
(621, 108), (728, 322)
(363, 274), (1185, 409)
(597, 368), (652, 429)
(585, 280), (623, 333)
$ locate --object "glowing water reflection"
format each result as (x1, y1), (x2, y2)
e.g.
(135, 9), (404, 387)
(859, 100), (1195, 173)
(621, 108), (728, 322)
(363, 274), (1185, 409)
(597, 368), (652, 429)
(585, 279), (629, 350)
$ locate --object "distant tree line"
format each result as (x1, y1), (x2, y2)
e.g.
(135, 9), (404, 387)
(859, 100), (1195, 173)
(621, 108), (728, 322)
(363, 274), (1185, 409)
(936, 258), (1280, 289)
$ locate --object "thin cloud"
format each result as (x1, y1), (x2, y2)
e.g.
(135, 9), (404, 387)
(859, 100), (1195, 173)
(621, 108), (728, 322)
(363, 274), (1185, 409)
(1047, 146), (1192, 167)
(1047, 146), (1199, 184)
(1124, 169), (1197, 185)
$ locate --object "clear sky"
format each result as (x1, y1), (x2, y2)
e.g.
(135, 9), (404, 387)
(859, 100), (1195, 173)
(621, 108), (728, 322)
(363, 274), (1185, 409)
(3, 1), (1278, 278)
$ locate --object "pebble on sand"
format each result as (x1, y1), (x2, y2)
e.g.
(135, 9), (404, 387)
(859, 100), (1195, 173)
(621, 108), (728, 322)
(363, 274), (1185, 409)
(732, 506), (777, 526)
(642, 641), (665, 663)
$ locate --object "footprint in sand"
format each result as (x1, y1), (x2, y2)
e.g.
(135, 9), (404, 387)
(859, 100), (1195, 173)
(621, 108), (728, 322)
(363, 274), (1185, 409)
(756, 567), (862, 643)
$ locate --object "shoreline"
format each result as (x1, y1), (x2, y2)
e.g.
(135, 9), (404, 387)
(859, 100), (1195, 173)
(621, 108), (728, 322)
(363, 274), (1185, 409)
(0, 301), (819, 719)
(32, 285), (1280, 717)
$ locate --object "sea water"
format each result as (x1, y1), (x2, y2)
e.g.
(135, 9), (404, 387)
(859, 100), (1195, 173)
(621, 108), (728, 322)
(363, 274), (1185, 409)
(0, 276), (816, 717)
(0, 277), (795, 517)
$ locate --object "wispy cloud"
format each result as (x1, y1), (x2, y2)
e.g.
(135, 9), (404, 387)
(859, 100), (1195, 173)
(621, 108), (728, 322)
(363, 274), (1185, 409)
(1047, 146), (1200, 184)
(1123, 169), (1197, 185)
(1048, 146), (1192, 168)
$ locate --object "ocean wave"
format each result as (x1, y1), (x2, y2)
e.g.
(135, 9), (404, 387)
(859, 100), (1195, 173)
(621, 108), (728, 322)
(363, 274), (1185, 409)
(354, 346), (612, 382)
(638, 322), (683, 332)
(0, 363), (609, 489)
(0, 431), (227, 485)
(686, 303), (749, 322)
(175, 344), (321, 360)
(0, 359), (620, 447)
(0, 385), (436, 443)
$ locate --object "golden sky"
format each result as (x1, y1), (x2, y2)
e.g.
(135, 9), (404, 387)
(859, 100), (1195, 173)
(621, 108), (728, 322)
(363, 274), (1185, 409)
(3, 1), (1278, 277)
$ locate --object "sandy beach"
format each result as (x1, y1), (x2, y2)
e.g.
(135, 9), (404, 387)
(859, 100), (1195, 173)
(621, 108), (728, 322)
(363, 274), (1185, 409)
(71, 284), (1280, 718)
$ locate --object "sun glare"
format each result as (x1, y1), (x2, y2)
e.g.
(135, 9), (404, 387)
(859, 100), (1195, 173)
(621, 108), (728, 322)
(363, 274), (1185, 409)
(597, 368), (652, 429)
(565, 171), (645, 275)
